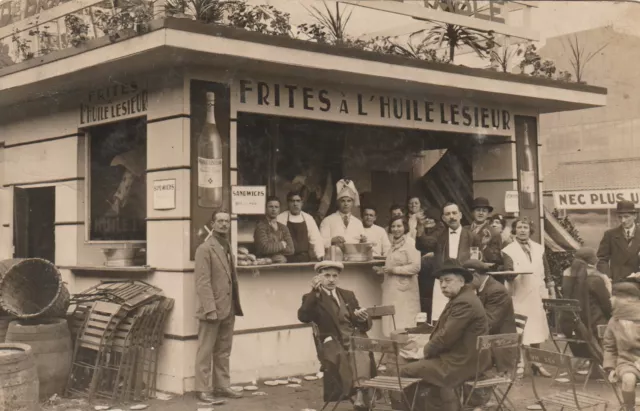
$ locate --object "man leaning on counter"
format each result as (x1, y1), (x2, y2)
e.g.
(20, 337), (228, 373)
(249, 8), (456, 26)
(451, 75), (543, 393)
(320, 179), (367, 248)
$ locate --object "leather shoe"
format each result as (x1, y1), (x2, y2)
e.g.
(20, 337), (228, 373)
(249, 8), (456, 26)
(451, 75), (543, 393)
(196, 391), (225, 404)
(214, 387), (243, 399)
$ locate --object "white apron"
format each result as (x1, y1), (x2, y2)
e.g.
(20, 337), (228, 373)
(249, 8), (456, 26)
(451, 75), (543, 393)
(503, 240), (550, 345)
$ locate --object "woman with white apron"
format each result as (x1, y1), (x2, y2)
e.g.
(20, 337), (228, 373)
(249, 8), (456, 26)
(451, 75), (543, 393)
(502, 217), (557, 377)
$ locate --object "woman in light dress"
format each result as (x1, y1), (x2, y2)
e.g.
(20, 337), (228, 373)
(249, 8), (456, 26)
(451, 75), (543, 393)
(374, 215), (421, 336)
(502, 217), (556, 377)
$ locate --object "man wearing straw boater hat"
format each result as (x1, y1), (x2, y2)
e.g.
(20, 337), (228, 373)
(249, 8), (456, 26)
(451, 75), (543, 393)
(597, 200), (640, 283)
(297, 260), (374, 409)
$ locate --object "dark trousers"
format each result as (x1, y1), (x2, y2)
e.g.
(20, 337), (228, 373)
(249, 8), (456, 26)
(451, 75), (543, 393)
(195, 313), (236, 392)
(418, 256), (436, 321)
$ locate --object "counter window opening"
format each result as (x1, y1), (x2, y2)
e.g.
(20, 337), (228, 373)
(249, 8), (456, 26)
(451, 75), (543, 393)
(235, 112), (502, 258)
(84, 117), (147, 243)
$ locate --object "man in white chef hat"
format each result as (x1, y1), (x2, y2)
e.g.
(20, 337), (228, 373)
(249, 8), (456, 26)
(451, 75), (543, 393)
(319, 179), (367, 249)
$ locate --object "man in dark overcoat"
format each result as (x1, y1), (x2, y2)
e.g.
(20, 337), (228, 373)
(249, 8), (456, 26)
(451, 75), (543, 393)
(465, 197), (504, 270)
(464, 259), (517, 374)
(397, 260), (490, 409)
(597, 200), (640, 283)
(297, 261), (375, 408)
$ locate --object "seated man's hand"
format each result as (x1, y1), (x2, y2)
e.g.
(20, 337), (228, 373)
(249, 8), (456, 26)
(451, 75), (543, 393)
(311, 275), (323, 291)
(331, 236), (346, 246)
(353, 307), (369, 322)
(206, 311), (218, 321)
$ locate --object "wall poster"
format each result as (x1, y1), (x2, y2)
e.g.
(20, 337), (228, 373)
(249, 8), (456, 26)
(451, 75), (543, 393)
(190, 80), (231, 259)
(515, 115), (541, 242)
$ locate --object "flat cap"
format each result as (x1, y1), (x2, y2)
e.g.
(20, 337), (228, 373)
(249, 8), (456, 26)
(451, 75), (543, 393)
(314, 260), (344, 273)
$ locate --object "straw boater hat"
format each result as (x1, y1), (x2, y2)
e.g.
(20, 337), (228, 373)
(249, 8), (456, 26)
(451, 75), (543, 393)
(336, 179), (360, 207)
(616, 200), (637, 214)
(463, 259), (490, 275)
(314, 260), (344, 273)
(434, 259), (474, 283)
(471, 197), (494, 212)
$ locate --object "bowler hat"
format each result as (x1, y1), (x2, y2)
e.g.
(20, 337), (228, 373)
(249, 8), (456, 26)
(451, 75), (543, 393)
(314, 260), (344, 273)
(434, 259), (474, 283)
(472, 197), (494, 212)
(463, 259), (489, 274)
(616, 200), (637, 214)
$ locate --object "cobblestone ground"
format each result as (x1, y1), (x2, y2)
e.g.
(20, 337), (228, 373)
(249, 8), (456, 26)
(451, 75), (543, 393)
(43, 371), (625, 411)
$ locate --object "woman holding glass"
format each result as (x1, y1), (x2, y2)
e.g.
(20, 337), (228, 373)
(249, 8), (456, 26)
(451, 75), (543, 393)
(502, 217), (556, 377)
(374, 215), (421, 336)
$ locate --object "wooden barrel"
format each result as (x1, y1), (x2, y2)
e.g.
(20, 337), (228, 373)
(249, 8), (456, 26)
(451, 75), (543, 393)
(0, 343), (39, 411)
(6, 318), (72, 399)
(0, 315), (14, 342)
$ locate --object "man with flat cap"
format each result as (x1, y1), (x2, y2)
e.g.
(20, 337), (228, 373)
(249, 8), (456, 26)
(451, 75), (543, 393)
(297, 261), (375, 409)
(597, 200), (640, 283)
(395, 260), (490, 410)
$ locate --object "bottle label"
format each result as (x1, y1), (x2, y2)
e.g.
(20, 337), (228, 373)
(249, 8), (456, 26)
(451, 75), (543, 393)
(520, 169), (535, 194)
(198, 157), (223, 188)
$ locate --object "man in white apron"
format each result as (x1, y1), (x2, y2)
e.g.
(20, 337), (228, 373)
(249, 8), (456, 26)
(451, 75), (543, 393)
(432, 202), (475, 322)
(319, 179), (367, 249)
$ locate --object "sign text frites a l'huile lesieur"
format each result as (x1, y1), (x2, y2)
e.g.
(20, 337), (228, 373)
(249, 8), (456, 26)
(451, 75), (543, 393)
(80, 82), (148, 125)
(553, 189), (640, 210)
(237, 79), (512, 133)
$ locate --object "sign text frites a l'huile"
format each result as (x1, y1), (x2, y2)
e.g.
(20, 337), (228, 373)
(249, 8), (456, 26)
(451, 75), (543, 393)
(80, 82), (148, 126)
(232, 186), (267, 215)
(553, 189), (640, 210)
(236, 79), (513, 136)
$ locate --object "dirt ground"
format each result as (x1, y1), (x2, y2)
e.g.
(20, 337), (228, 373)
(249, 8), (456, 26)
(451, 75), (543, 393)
(42, 371), (625, 411)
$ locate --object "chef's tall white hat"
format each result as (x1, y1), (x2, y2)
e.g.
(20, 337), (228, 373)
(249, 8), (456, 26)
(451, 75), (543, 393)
(336, 179), (360, 206)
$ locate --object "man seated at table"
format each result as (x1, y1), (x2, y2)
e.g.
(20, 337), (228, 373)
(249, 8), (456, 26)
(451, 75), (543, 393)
(254, 196), (294, 263)
(464, 259), (517, 375)
(277, 190), (325, 262)
(320, 179), (367, 249)
(361, 206), (391, 257)
(394, 259), (490, 410)
(297, 261), (375, 409)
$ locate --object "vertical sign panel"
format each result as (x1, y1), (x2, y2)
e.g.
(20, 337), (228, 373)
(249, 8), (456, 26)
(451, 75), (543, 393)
(190, 80), (231, 259)
(515, 115), (541, 242)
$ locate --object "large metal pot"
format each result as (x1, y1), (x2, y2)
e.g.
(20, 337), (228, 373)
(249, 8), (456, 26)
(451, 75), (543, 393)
(342, 243), (373, 262)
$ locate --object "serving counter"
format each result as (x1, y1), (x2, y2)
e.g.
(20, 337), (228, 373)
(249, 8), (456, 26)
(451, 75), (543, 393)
(229, 260), (386, 383)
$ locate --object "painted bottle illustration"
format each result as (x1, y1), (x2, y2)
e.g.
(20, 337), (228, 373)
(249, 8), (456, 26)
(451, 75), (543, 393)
(520, 123), (536, 209)
(198, 92), (223, 208)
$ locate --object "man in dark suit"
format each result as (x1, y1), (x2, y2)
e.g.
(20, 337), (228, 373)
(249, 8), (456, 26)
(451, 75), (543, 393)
(431, 202), (476, 321)
(194, 210), (243, 403)
(465, 197), (504, 270)
(464, 259), (517, 374)
(298, 261), (374, 409)
(597, 200), (640, 283)
(397, 260), (490, 410)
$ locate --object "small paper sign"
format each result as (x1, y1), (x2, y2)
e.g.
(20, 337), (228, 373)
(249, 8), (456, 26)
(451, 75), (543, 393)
(505, 190), (519, 213)
(232, 186), (267, 215)
(153, 179), (176, 210)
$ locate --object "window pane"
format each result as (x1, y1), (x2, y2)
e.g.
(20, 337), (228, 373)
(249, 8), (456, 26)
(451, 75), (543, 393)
(89, 117), (147, 241)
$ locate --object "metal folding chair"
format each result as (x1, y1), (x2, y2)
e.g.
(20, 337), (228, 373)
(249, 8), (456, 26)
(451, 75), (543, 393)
(366, 305), (397, 331)
(542, 298), (603, 389)
(350, 336), (422, 411)
(523, 347), (609, 411)
(514, 313), (528, 333)
(462, 333), (522, 411)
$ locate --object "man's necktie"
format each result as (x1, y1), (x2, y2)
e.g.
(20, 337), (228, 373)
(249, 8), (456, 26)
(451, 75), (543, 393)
(330, 290), (340, 307)
(627, 230), (633, 245)
(342, 215), (349, 228)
